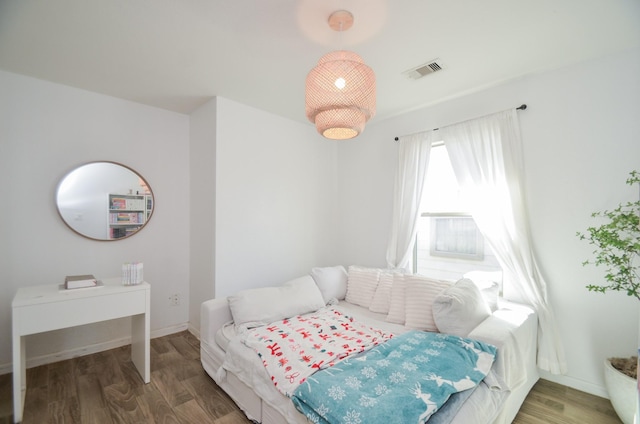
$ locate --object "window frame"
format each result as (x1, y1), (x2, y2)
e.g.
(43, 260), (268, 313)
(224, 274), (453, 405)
(412, 142), (484, 273)
(426, 212), (484, 261)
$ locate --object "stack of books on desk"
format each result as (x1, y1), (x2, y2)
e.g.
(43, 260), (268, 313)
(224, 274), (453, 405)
(122, 262), (144, 286)
(65, 274), (98, 289)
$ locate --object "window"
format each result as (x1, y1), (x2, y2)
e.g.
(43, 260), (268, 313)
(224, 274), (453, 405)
(414, 144), (501, 281)
(430, 215), (484, 260)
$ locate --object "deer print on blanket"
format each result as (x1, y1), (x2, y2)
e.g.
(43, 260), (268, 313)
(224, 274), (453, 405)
(424, 373), (476, 391)
(292, 331), (497, 424)
(411, 382), (438, 423)
(460, 339), (496, 374)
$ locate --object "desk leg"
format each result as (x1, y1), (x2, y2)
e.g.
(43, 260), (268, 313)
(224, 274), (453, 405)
(12, 334), (25, 424)
(131, 311), (150, 383)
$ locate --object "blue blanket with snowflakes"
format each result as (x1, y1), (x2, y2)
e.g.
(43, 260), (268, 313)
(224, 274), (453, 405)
(291, 331), (497, 424)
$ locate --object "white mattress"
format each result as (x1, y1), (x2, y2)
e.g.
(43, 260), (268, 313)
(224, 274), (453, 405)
(202, 300), (538, 424)
(214, 320), (236, 351)
(215, 303), (411, 423)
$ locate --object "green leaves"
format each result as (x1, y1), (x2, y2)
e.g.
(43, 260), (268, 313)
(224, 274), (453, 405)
(577, 171), (640, 301)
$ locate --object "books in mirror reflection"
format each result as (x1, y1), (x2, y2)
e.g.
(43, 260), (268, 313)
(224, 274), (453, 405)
(64, 274), (99, 289)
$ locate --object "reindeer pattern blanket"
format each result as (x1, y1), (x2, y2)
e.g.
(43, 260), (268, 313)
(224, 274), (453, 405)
(242, 307), (394, 396)
(291, 331), (497, 424)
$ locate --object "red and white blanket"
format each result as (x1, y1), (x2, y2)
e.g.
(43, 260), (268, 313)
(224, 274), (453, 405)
(242, 307), (394, 396)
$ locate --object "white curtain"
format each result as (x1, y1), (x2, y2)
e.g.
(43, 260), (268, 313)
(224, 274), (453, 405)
(440, 109), (567, 374)
(385, 131), (437, 270)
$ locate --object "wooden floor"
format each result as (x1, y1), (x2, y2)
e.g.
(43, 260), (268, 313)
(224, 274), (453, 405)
(0, 331), (623, 424)
(513, 378), (622, 424)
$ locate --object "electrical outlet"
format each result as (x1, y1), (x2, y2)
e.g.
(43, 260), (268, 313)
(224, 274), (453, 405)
(169, 293), (180, 306)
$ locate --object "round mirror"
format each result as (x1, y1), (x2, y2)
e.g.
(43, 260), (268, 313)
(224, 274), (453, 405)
(56, 161), (154, 241)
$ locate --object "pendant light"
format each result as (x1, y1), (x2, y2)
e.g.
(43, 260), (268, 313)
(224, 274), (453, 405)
(305, 10), (376, 140)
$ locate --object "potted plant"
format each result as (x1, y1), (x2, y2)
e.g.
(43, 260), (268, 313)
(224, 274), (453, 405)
(577, 170), (640, 424)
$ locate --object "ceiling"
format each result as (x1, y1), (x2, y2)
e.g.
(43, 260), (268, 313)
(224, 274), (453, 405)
(0, 0), (638, 126)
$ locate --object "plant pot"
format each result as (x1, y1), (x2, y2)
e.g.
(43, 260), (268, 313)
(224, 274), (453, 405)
(604, 358), (638, 424)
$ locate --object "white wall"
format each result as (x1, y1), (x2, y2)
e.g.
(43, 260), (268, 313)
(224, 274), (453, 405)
(213, 97), (339, 298)
(189, 97), (217, 334)
(0, 70), (341, 371)
(188, 96), (342, 332)
(3, 44), (638, 400)
(336, 47), (640, 396)
(0, 70), (191, 371)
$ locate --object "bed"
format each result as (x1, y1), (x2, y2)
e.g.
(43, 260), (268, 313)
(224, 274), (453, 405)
(200, 266), (539, 423)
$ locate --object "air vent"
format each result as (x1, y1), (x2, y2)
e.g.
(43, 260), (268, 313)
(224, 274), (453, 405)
(403, 59), (445, 80)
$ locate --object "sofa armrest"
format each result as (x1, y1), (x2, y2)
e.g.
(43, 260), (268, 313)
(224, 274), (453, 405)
(201, 297), (232, 346)
(469, 301), (535, 347)
(468, 301), (537, 390)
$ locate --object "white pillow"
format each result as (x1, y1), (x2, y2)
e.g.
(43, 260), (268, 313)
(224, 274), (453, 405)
(463, 271), (501, 312)
(404, 275), (453, 332)
(478, 282), (500, 312)
(369, 272), (394, 314)
(282, 275), (314, 287)
(385, 274), (407, 324)
(310, 265), (348, 303)
(345, 266), (381, 308)
(228, 276), (325, 328)
(432, 278), (492, 337)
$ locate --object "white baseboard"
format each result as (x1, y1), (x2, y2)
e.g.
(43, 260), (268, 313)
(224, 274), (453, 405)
(0, 323), (190, 376)
(151, 323), (189, 339)
(188, 323), (200, 340)
(538, 369), (609, 398)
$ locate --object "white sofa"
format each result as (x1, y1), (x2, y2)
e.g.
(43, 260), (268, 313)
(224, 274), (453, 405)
(200, 265), (539, 424)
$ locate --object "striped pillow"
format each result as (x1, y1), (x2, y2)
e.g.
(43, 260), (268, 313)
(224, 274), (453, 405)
(385, 274), (407, 324)
(369, 272), (395, 314)
(345, 266), (381, 308)
(404, 275), (453, 332)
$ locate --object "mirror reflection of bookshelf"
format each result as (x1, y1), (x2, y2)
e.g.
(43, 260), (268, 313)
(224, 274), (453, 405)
(108, 194), (149, 239)
(145, 194), (153, 221)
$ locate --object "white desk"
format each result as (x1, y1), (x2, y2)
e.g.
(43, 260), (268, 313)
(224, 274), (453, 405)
(12, 278), (150, 423)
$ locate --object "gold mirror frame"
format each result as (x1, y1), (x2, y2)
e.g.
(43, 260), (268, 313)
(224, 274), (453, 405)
(55, 161), (154, 241)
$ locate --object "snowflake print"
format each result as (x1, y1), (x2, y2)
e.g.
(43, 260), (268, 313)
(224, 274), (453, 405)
(389, 371), (406, 384)
(361, 366), (377, 379)
(328, 385), (346, 401)
(435, 333), (447, 339)
(359, 395), (378, 407)
(430, 341), (446, 349)
(402, 361), (418, 372)
(374, 384), (390, 396)
(413, 332), (427, 339)
(316, 404), (330, 418)
(305, 413), (320, 424)
(388, 351), (402, 359)
(413, 355), (430, 364)
(399, 344), (414, 351)
(424, 348), (441, 356)
(407, 337), (421, 345)
(345, 376), (362, 389)
(343, 410), (362, 424)
(376, 359), (390, 367)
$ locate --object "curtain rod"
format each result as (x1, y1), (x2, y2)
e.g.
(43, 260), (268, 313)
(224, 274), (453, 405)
(393, 104), (527, 141)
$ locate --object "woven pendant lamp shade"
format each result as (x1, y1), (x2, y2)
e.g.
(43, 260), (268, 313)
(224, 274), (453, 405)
(305, 50), (376, 140)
